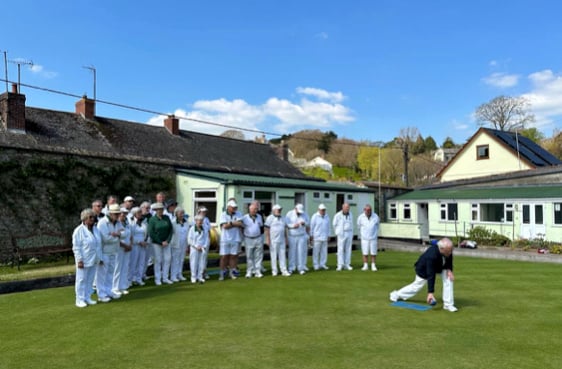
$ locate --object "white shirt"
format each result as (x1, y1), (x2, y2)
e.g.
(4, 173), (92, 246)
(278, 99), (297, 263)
(72, 223), (102, 267)
(188, 225), (209, 249)
(130, 218), (148, 245)
(286, 209), (310, 237)
(265, 214), (287, 244)
(333, 211), (353, 236)
(219, 210), (243, 243)
(357, 212), (380, 240)
(242, 213), (263, 238)
(310, 212), (331, 241)
(170, 220), (190, 249)
(97, 216), (125, 254)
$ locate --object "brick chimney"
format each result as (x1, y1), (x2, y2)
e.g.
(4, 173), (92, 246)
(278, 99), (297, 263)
(75, 95), (95, 119)
(0, 83), (26, 133)
(164, 115), (179, 135)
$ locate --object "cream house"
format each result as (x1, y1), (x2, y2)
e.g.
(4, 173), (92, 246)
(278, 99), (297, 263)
(437, 128), (561, 182)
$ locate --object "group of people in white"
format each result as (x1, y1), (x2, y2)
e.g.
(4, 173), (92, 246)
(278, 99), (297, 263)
(71, 193), (381, 308)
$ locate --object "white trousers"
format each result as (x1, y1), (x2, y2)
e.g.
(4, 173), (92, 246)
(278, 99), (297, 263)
(288, 235), (308, 272)
(269, 240), (288, 275)
(337, 232), (353, 268)
(152, 243), (171, 283)
(128, 244), (146, 283)
(245, 237), (263, 274)
(189, 247), (207, 281)
(115, 247), (131, 291)
(96, 253), (116, 299)
(395, 270), (455, 306)
(312, 240), (328, 269)
(170, 246), (184, 280)
(75, 264), (96, 303)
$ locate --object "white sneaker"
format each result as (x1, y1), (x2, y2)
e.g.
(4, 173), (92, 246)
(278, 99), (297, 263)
(178, 275), (187, 281)
(245, 273), (252, 279)
(86, 299), (97, 305)
(111, 291), (122, 299)
(155, 280), (162, 286)
(282, 271), (291, 277)
(191, 278), (197, 284)
(171, 278), (180, 283)
(345, 265), (353, 271)
(443, 305), (458, 312)
(371, 264), (378, 272)
(163, 279), (173, 285)
(390, 291), (399, 302)
(361, 264), (369, 271)
(120, 290), (129, 295)
(299, 270), (306, 275)
(137, 280), (145, 286)
(321, 265), (329, 270)
(76, 300), (88, 308)
(98, 296), (111, 303)
(336, 267), (342, 272)
(255, 272), (264, 278)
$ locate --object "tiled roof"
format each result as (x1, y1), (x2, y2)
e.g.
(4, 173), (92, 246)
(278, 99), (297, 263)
(178, 169), (373, 192)
(0, 106), (307, 179)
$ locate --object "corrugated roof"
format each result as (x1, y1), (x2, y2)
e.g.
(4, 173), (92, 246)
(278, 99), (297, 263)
(177, 169), (373, 192)
(391, 185), (562, 201)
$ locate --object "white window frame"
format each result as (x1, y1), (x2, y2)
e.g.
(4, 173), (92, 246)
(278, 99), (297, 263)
(389, 203), (397, 220)
(403, 203), (411, 220)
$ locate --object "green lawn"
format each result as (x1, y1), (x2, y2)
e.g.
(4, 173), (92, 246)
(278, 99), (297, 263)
(0, 250), (560, 369)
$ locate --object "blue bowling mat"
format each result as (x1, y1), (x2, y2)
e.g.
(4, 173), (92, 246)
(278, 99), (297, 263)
(391, 301), (432, 311)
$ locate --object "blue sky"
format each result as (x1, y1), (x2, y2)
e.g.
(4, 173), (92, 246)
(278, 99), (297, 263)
(3, 0), (562, 145)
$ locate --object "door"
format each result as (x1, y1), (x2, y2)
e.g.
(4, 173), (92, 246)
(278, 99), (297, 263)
(417, 203), (430, 242)
(520, 203), (546, 239)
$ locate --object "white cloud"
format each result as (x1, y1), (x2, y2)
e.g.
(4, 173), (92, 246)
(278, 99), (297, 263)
(482, 72), (519, 88)
(315, 31), (329, 40)
(29, 63), (57, 79)
(489, 60), (498, 67)
(521, 69), (562, 130)
(296, 87), (345, 103)
(146, 87), (354, 136)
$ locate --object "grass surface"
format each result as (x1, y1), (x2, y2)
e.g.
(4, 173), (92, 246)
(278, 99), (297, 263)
(0, 250), (560, 369)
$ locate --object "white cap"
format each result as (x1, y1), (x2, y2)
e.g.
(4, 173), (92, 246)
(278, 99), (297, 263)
(124, 196), (135, 202)
(151, 202), (165, 210)
(120, 207), (129, 213)
(227, 200), (238, 208)
(295, 204), (304, 213)
(198, 206), (208, 213)
(272, 204), (282, 211)
(318, 203), (326, 210)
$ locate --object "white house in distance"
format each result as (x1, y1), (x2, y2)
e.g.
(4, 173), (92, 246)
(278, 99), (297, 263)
(380, 128), (562, 243)
(303, 156), (333, 174)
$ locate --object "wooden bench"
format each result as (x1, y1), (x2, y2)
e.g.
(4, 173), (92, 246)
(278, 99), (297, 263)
(12, 233), (72, 271)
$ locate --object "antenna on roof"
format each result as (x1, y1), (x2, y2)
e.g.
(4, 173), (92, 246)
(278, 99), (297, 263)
(8, 58), (33, 93)
(82, 65), (96, 102)
(2, 50), (7, 93)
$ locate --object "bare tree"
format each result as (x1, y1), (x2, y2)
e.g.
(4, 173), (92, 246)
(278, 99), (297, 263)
(475, 96), (535, 131)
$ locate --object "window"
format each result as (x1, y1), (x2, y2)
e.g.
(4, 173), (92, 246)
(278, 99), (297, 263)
(535, 204), (544, 224)
(323, 192), (331, 201)
(389, 203), (397, 220)
(347, 194), (353, 201)
(480, 203), (504, 222)
(440, 203), (458, 221)
(471, 203), (479, 221)
(193, 190), (217, 222)
(403, 203), (411, 220)
(554, 203), (562, 225)
(477, 145), (489, 159)
(313, 192), (320, 199)
(505, 203), (513, 222)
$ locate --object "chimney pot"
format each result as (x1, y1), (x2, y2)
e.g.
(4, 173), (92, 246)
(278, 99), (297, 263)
(75, 96), (95, 119)
(11, 83), (18, 93)
(164, 115), (180, 135)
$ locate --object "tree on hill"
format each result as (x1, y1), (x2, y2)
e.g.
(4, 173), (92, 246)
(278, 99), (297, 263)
(475, 95), (535, 131)
(325, 138), (358, 167)
(442, 137), (456, 148)
(424, 136), (438, 151)
(519, 127), (545, 143)
(542, 129), (562, 160)
(287, 130), (325, 159)
(317, 131), (338, 155)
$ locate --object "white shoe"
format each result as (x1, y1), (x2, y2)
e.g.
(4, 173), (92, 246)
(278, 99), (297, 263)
(390, 291), (399, 302)
(155, 281), (162, 286)
(163, 279), (173, 285)
(282, 271), (291, 277)
(111, 291), (122, 299)
(272, 272), (278, 277)
(76, 300), (88, 308)
(86, 299), (97, 305)
(336, 267), (342, 272)
(137, 280), (146, 286)
(171, 278), (180, 283)
(299, 270), (306, 275)
(345, 265), (353, 271)
(255, 272), (263, 278)
(98, 296), (111, 303)
(371, 264), (378, 272)
(178, 275), (187, 281)
(321, 265), (329, 270)
(443, 305), (458, 312)
(245, 273), (252, 279)
(303, 266), (309, 272)
(361, 264), (369, 271)
(198, 279), (206, 284)
(191, 278), (197, 284)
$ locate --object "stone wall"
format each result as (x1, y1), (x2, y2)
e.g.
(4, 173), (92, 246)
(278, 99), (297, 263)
(0, 148), (176, 263)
